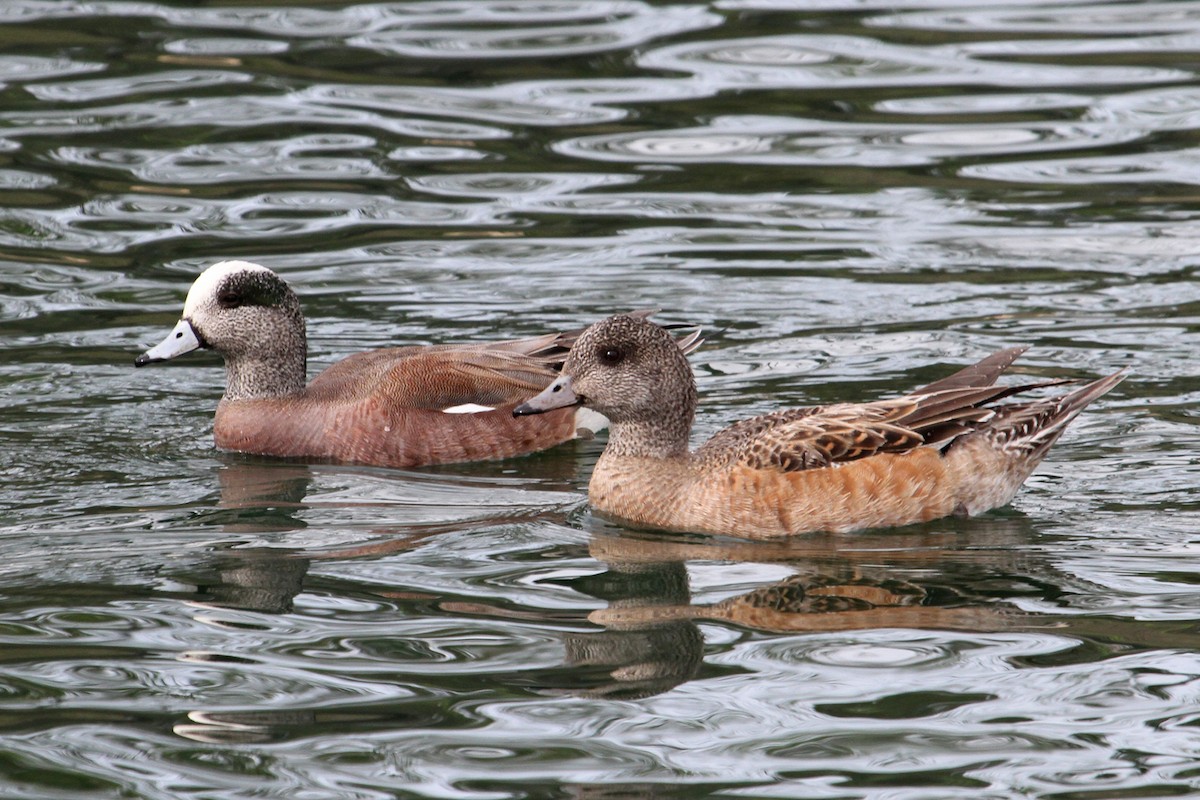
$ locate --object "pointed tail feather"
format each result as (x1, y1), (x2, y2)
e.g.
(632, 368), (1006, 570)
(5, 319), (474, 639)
(988, 370), (1126, 458)
(915, 346), (1029, 394)
(938, 368), (1126, 518)
(908, 379), (1077, 445)
(671, 326), (705, 357)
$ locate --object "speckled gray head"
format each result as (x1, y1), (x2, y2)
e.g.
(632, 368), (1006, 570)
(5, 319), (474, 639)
(516, 313), (698, 428)
(134, 260), (308, 399)
(135, 261), (295, 364)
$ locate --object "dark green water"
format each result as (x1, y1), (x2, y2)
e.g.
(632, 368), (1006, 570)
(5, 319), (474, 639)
(1, 1), (1199, 797)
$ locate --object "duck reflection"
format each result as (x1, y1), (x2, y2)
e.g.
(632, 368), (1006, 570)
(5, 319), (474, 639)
(177, 460), (312, 615)
(176, 459), (1192, 744)
(548, 517), (1041, 699)
(583, 519), (1035, 632)
(213, 458), (312, 528)
(560, 558), (703, 699)
(186, 550), (310, 614)
(188, 453), (579, 612)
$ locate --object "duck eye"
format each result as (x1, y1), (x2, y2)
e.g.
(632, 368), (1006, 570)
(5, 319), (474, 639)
(598, 346), (624, 365)
(217, 290), (242, 309)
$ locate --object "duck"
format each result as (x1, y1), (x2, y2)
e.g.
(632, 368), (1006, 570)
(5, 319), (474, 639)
(514, 313), (1125, 538)
(135, 261), (701, 469)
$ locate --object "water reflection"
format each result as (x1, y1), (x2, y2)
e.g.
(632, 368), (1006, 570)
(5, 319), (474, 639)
(870, 2), (1200, 35)
(51, 135), (387, 185)
(556, 116), (1144, 167)
(3, 0), (1200, 794)
(639, 33), (1186, 88)
(347, 2), (722, 59)
(206, 457), (583, 542)
(200, 455), (1191, 701)
(188, 550), (310, 614)
(166, 490), (1200, 748)
(560, 523), (1037, 700)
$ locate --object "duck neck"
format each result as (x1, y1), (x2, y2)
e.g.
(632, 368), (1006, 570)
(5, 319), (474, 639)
(222, 329), (308, 401)
(602, 354), (698, 461)
(604, 414), (693, 461)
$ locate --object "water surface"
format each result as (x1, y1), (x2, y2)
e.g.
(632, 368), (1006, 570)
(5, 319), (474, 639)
(1, 1), (1199, 797)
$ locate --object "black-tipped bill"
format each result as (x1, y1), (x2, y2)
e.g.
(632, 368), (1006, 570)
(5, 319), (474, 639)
(514, 374), (580, 416)
(135, 319), (202, 367)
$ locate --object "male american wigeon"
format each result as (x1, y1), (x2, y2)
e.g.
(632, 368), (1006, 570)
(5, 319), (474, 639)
(135, 261), (700, 468)
(515, 313), (1125, 538)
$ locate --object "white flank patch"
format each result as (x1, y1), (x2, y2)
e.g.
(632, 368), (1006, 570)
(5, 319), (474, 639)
(574, 407), (609, 437)
(442, 403), (496, 414)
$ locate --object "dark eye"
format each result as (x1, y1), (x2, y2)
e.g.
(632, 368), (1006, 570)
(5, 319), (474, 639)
(217, 290), (242, 309)
(598, 346), (624, 365)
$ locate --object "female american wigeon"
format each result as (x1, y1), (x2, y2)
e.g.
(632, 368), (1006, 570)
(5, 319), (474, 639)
(515, 313), (1125, 538)
(135, 261), (700, 468)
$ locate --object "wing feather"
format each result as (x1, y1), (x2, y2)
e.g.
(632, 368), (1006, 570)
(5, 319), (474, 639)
(698, 347), (1075, 474)
(307, 311), (701, 409)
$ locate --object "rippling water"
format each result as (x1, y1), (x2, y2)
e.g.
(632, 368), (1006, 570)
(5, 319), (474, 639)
(2, 1), (1199, 797)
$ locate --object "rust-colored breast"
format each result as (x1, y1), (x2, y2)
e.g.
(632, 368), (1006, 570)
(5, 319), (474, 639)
(211, 344), (580, 468)
(590, 447), (974, 538)
(213, 395), (579, 469)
